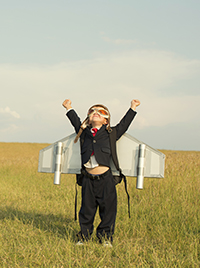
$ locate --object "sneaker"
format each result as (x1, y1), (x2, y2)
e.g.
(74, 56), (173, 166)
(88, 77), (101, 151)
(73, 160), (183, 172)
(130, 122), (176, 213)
(75, 241), (84, 246)
(103, 241), (113, 248)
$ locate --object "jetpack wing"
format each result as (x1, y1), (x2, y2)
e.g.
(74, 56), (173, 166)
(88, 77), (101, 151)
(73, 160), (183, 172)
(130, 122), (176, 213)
(38, 133), (165, 189)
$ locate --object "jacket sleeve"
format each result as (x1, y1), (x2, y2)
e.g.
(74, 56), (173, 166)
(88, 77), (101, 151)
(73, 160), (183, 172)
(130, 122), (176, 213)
(115, 108), (137, 140)
(66, 109), (82, 134)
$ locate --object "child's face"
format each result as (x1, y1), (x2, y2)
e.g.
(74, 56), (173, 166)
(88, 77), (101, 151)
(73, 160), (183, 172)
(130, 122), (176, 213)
(88, 106), (108, 127)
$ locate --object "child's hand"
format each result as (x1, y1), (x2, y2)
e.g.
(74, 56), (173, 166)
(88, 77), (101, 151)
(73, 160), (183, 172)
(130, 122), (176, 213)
(62, 99), (72, 110)
(131, 99), (140, 110)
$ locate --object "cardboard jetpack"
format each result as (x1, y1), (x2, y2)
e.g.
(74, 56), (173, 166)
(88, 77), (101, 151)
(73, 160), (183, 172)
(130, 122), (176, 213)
(38, 132), (165, 189)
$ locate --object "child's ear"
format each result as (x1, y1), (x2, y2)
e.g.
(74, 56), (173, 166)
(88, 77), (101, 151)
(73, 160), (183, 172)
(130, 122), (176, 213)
(104, 119), (108, 125)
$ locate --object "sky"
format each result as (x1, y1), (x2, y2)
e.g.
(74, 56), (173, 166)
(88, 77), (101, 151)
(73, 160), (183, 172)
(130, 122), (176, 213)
(0, 0), (200, 150)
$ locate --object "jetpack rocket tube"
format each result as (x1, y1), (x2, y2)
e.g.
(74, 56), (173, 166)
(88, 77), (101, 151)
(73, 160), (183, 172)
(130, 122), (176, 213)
(136, 144), (146, 189)
(54, 142), (63, 185)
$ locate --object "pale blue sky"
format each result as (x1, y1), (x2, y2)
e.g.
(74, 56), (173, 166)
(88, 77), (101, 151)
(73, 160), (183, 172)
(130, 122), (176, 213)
(1, 0), (200, 150)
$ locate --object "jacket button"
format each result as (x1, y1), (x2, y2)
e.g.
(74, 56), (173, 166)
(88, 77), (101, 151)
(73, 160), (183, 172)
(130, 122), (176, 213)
(93, 140), (96, 143)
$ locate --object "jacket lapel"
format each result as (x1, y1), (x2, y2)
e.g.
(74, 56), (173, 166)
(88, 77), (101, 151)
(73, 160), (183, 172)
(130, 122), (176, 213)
(95, 125), (107, 137)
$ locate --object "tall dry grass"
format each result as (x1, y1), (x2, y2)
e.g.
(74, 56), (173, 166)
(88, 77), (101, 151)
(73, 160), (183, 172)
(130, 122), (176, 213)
(0, 142), (199, 267)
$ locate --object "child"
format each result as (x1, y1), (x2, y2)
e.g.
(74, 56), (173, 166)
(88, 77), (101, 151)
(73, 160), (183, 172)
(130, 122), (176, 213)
(62, 99), (140, 246)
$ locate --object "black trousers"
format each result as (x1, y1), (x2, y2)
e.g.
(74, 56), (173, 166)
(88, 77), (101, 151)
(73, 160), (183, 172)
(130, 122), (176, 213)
(79, 168), (117, 242)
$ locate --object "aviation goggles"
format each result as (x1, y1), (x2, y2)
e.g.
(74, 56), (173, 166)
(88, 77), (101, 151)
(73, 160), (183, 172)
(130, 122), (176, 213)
(87, 107), (109, 118)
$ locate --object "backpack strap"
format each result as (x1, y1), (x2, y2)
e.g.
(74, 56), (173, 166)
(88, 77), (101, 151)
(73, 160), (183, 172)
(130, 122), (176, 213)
(75, 183), (78, 221)
(74, 131), (86, 220)
(109, 128), (120, 170)
(109, 128), (130, 218)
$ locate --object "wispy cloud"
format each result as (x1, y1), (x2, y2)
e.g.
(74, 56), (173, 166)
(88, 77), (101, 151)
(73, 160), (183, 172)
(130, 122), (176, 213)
(101, 32), (137, 45)
(0, 107), (20, 119)
(0, 49), (199, 148)
(0, 124), (18, 133)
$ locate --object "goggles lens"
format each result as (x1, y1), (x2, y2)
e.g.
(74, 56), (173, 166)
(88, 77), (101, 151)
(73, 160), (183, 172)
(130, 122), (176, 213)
(88, 108), (109, 118)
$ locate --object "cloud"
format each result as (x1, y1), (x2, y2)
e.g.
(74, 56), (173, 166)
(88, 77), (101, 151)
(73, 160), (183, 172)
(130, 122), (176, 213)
(132, 121), (200, 151)
(1, 51), (199, 112)
(0, 124), (18, 134)
(0, 107), (20, 135)
(101, 33), (137, 45)
(0, 49), (199, 149)
(0, 107), (20, 119)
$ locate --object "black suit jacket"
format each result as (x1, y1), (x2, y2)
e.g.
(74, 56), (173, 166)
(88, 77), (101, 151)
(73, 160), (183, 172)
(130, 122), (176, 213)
(67, 108), (137, 167)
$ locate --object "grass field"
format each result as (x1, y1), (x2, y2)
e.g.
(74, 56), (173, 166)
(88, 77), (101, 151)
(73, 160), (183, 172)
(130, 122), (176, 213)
(0, 142), (199, 267)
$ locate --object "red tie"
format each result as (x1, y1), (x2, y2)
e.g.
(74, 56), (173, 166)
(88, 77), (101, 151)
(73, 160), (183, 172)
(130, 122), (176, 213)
(92, 128), (98, 136)
(91, 128), (98, 155)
